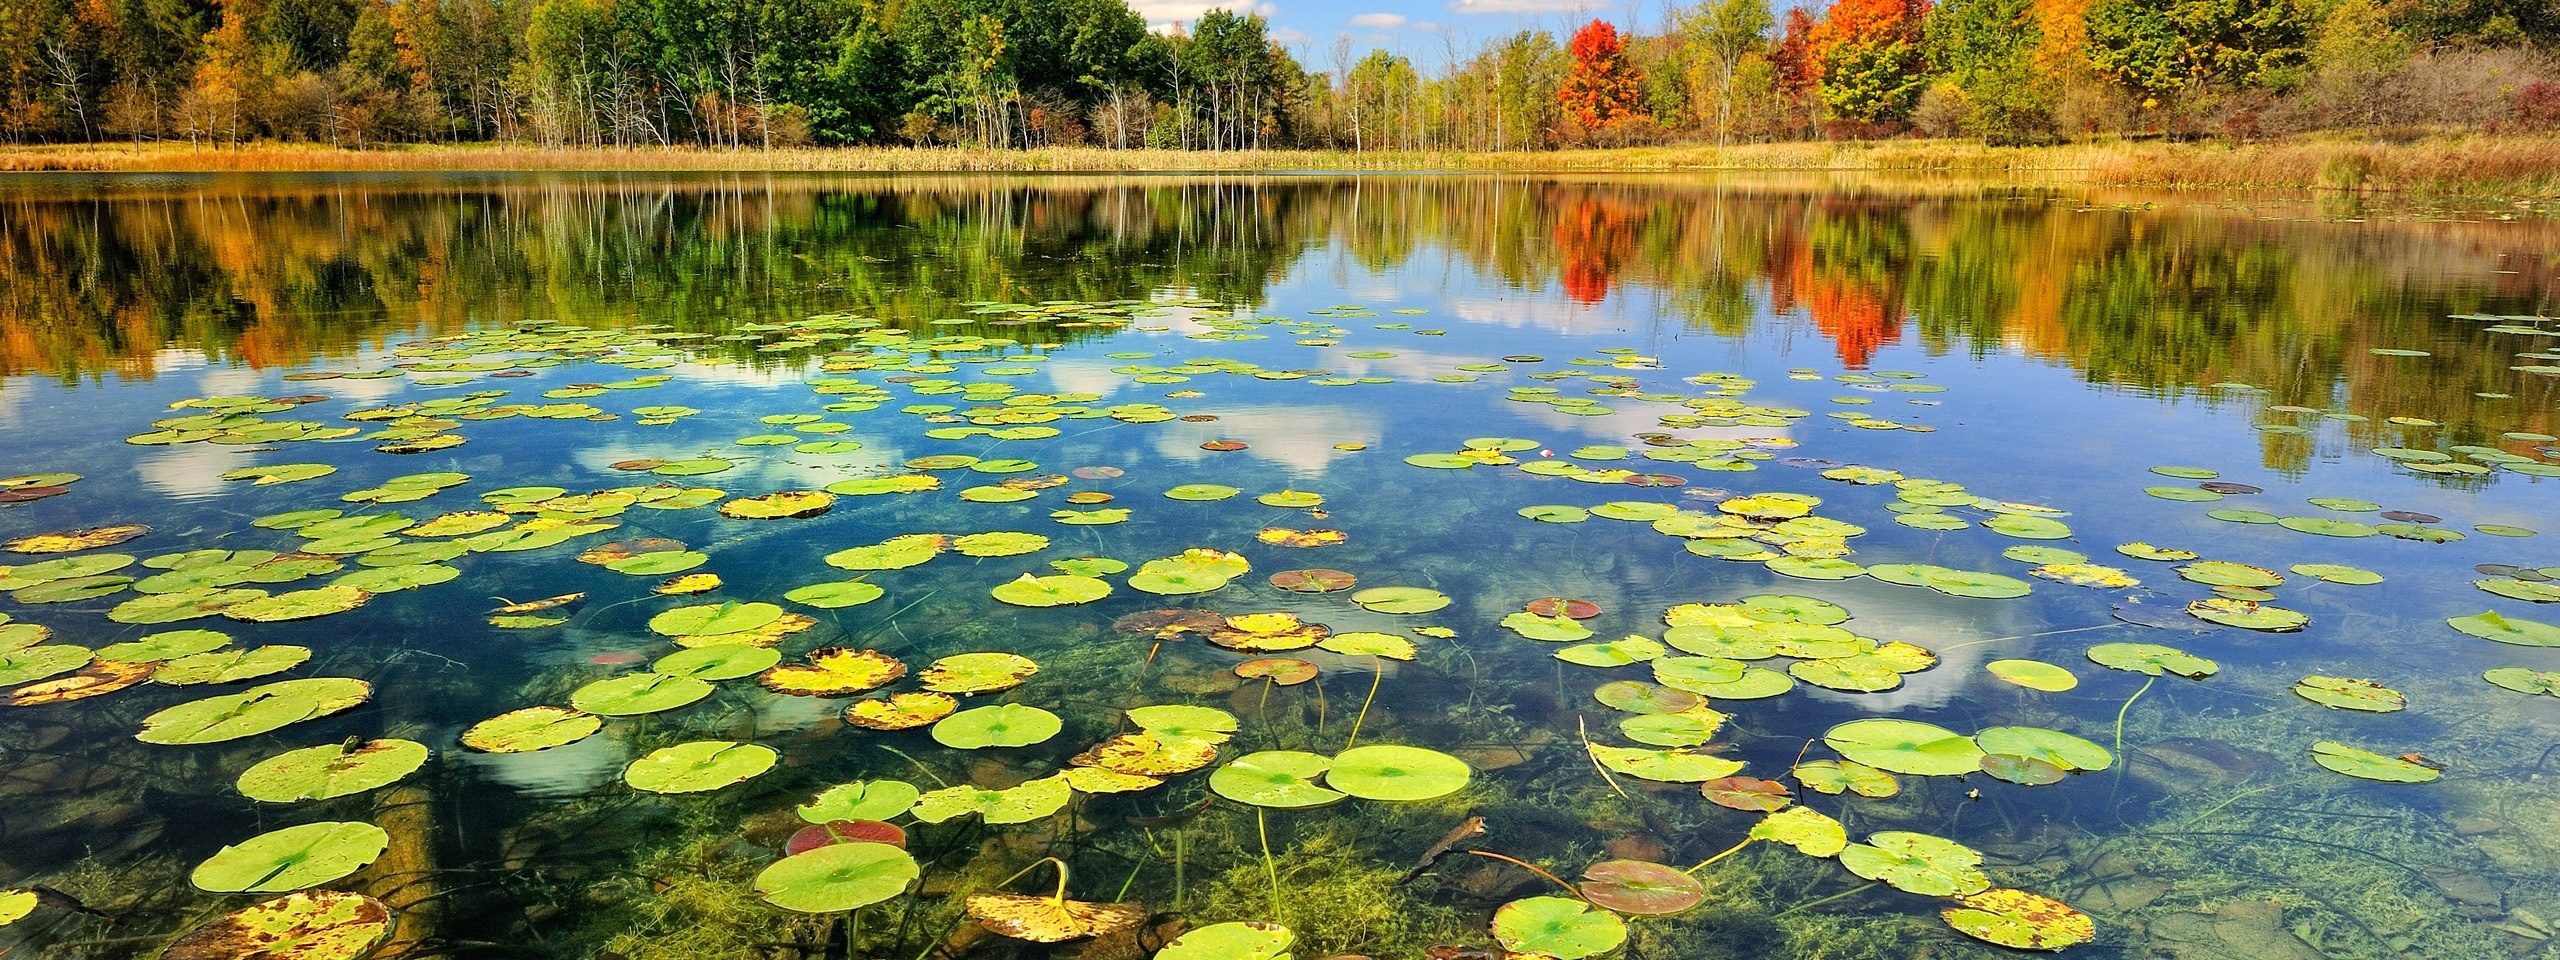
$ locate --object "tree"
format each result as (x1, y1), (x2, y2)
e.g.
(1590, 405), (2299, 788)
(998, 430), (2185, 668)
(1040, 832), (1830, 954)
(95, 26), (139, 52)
(1675, 0), (1773, 144)
(1558, 19), (1646, 135)
(1930, 0), (2051, 141)
(1805, 0), (1930, 130)
(2084, 0), (2309, 124)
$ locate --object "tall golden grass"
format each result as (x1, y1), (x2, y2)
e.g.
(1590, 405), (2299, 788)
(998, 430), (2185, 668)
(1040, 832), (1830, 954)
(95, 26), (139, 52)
(3, 136), (2555, 195)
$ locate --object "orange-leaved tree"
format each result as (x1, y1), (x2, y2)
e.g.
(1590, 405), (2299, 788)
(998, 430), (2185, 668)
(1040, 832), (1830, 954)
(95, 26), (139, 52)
(1559, 19), (1649, 131)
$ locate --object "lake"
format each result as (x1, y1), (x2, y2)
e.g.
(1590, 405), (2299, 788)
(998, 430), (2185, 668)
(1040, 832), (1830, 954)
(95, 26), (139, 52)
(0, 172), (2555, 960)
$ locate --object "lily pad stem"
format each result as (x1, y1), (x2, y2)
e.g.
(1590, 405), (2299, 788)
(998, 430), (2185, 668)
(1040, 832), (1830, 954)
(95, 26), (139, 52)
(1577, 715), (1628, 800)
(1772, 880), (1880, 918)
(1258, 808), (1283, 925)
(1344, 655), (1384, 750)
(877, 744), (950, 788)
(2112, 674), (2157, 774)
(1462, 850), (1582, 899)
(1684, 837), (1755, 875)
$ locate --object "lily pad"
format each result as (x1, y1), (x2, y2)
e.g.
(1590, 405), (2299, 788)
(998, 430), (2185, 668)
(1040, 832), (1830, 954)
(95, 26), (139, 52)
(1589, 744), (1743, 782)
(1352, 586), (1451, 614)
(799, 781), (921, 823)
(760, 648), (906, 697)
(1795, 760), (1899, 797)
(154, 645), (313, 685)
(624, 740), (778, 793)
(1839, 831), (1991, 896)
(785, 580), (885, 609)
(570, 672), (714, 716)
(2293, 676), (2406, 712)
(2484, 667), (2560, 696)
(991, 573), (1111, 607)
(2186, 598), (2309, 631)
(2448, 611), (2560, 646)
(1328, 744), (1472, 800)
(191, 821), (390, 893)
(1823, 719), (1985, 776)
(139, 678), (372, 745)
(159, 891), (393, 960)
(654, 644), (783, 681)
(1751, 806), (1847, 857)
(910, 777), (1073, 824)
(1986, 659), (2078, 692)
(238, 739), (430, 802)
(754, 842), (918, 912)
(920, 652), (1038, 694)
(2309, 741), (2440, 783)
(1493, 896), (1627, 960)
(649, 601), (783, 638)
(2086, 642), (2219, 678)
(1212, 751), (1345, 808)
(1158, 922), (1293, 960)
(1941, 888), (2097, 951)
(931, 704), (1063, 749)
(460, 707), (603, 753)
(1974, 726), (2111, 771)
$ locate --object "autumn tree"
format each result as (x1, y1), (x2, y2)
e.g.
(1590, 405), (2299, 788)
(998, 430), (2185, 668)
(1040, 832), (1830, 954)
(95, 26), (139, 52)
(1807, 0), (1930, 130)
(1558, 19), (1647, 137)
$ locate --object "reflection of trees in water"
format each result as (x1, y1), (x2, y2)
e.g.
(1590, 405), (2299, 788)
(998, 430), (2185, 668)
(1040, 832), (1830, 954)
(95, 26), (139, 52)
(1, 175), (2552, 448)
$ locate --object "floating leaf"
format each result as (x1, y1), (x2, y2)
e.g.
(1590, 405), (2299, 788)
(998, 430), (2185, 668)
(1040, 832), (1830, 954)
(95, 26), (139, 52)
(2290, 563), (2382, 585)
(2179, 561), (2283, 588)
(2186, 598), (2308, 631)
(1578, 860), (1705, 915)
(755, 842), (918, 912)
(1157, 922), (1292, 960)
(0, 645), (92, 686)
(991, 573), (1111, 607)
(1974, 726), (2111, 771)
(140, 678), (371, 745)
(932, 704), (1063, 749)
(460, 707), (602, 753)
(846, 692), (959, 730)
(1590, 743), (1743, 782)
(1942, 889), (2097, 951)
(1493, 896), (1627, 960)
(966, 892), (1148, 943)
(1822, 719), (1984, 776)
(1839, 831), (1991, 896)
(1164, 484), (1240, 501)
(2278, 516), (2377, 538)
(1352, 586), (1449, 613)
(785, 580), (884, 609)
(1555, 635), (1665, 667)
(191, 822), (389, 893)
(2309, 741), (2440, 783)
(1326, 744), (1472, 800)
(7, 524), (150, 554)
(624, 740), (777, 793)
(2485, 667), (2560, 696)
(920, 652), (1038, 694)
(570, 672), (713, 716)
(9, 660), (153, 706)
(799, 781), (921, 823)
(910, 776), (1073, 824)
(1986, 659), (2077, 692)
(2293, 676), (2406, 712)
(1751, 806), (1847, 857)
(760, 648), (906, 697)
(654, 645), (782, 681)
(648, 601), (783, 637)
(159, 891), (393, 960)
(237, 739), (430, 802)
(2448, 611), (2560, 646)
(2086, 642), (2219, 678)
(1700, 776), (1794, 811)
(1795, 760), (1899, 797)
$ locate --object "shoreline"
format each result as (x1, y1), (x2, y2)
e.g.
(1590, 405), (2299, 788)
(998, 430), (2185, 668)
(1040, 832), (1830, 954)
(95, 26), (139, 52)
(2, 136), (2557, 196)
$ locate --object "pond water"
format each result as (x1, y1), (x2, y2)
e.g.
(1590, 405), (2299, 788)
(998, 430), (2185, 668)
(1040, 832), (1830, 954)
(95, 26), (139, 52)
(0, 173), (2557, 960)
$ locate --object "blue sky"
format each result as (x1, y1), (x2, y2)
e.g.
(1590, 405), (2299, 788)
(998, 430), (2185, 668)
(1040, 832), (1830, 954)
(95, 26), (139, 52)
(1131, 0), (1673, 60)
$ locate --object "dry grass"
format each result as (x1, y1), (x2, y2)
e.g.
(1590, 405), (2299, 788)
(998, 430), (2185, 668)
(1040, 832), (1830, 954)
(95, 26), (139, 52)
(3, 136), (2557, 195)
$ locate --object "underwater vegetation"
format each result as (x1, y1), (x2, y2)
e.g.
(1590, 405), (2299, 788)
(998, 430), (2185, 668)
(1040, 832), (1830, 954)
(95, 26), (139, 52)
(0, 182), (2558, 960)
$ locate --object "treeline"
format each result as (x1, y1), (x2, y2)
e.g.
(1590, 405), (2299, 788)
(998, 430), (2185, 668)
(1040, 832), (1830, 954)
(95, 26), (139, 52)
(1, 0), (2554, 149)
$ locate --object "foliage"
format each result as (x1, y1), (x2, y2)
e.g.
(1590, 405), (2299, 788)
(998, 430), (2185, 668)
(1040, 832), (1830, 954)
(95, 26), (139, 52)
(1560, 20), (1651, 137)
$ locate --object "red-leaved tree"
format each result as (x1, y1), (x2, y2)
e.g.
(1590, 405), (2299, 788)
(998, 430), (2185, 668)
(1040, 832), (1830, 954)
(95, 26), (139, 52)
(1558, 20), (1649, 132)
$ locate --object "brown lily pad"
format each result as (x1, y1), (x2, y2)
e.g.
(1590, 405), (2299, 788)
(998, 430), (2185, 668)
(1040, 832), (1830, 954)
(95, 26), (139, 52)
(1235, 658), (1318, 685)
(1578, 860), (1706, 915)
(1526, 597), (1602, 620)
(1268, 569), (1356, 593)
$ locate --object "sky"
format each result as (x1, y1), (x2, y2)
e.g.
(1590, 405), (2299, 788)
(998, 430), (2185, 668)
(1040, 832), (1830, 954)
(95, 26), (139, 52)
(1127, 0), (1673, 60)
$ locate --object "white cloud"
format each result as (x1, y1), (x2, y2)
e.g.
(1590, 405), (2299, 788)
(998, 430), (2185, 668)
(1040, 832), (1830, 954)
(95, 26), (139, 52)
(1271, 26), (1314, 44)
(1411, 20), (1445, 32)
(1448, 0), (1595, 13)
(1349, 12), (1409, 28)
(1132, 0), (1279, 27)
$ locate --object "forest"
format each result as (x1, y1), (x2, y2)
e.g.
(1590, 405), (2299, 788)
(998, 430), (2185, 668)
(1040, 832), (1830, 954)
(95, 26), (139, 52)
(0, 0), (2555, 151)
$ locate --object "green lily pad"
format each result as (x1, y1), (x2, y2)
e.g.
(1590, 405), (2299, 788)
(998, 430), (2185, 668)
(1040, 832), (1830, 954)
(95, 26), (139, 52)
(799, 780), (922, 823)
(2186, 598), (2309, 631)
(2179, 560), (2284, 588)
(2150, 466), (2219, 479)
(1327, 744), (1472, 801)
(624, 740), (778, 794)
(1502, 611), (1593, 642)
(1839, 831), (1991, 896)
(754, 842), (918, 912)
(1795, 760), (1899, 797)
(1751, 806), (1847, 857)
(2309, 741), (2440, 783)
(785, 580), (885, 609)
(1823, 719), (1985, 776)
(153, 645), (312, 685)
(1973, 726), (2111, 771)
(190, 821), (390, 893)
(2449, 611), (2560, 646)
(1554, 635), (1666, 667)
(1984, 515), (2072, 540)
(605, 551), (708, 576)
(1212, 751), (1345, 808)
(460, 707), (603, 753)
(139, 678), (372, 745)
(2086, 642), (2219, 678)
(238, 739), (430, 802)
(1985, 659), (2077, 692)
(2290, 563), (2382, 585)
(1158, 922), (1293, 960)
(1352, 586), (1450, 614)
(158, 890), (394, 960)
(648, 601), (783, 637)
(2484, 667), (2560, 696)
(2293, 676), (2406, 712)
(570, 672), (714, 716)
(654, 645), (783, 681)
(2479, 579), (2560, 602)
(931, 704), (1062, 749)
(1621, 710), (1728, 747)
(1921, 569), (2033, 599)
(910, 776), (1072, 824)
(1493, 896), (1626, 960)
(1738, 594), (1848, 624)
(2278, 517), (2377, 538)
(0, 644), (92, 686)
(1164, 484), (1240, 501)
(222, 586), (370, 623)
(991, 573), (1111, 607)
(1589, 744), (1744, 782)
(1519, 505), (1590, 523)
